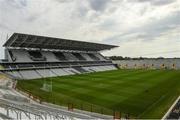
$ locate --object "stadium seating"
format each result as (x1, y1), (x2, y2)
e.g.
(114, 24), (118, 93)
(19, 70), (42, 79)
(72, 53), (86, 60)
(17, 64), (34, 68)
(4, 64), (117, 79)
(167, 99), (180, 119)
(9, 50), (32, 62)
(50, 68), (70, 76)
(115, 59), (180, 69)
(80, 53), (94, 61)
(42, 51), (59, 62)
(8, 50), (16, 62)
(0, 33), (118, 80)
(6, 71), (22, 79)
(87, 53), (100, 61)
(63, 68), (81, 74)
(36, 69), (57, 78)
(73, 67), (89, 73)
(94, 53), (106, 61)
(28, 51), (46, 61)
(63, 52), (78, 61)
(53, 52), (67, 61)
(7, 49), (108, 62)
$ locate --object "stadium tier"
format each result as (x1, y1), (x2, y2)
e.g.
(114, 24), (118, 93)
(0, 33), (118, 80)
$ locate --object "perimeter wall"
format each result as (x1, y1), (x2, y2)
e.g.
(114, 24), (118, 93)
(113, 59), (180, 69)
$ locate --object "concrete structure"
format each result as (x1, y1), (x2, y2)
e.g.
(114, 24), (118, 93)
(0, 33), (118, 80)
(113, 59), (180, 69)
(0, 73), (113, 119)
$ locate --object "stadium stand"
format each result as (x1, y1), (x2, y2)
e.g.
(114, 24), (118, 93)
(114, 59), (180, 69)
(9, 49), (32, 62)
(166, 99), (180, 119)
(73, 66), (88, 73)
(50, 68), (70, 76)
(0, 33), (118, 80)
(53, 52), (67, 61)
(87, 53), (100, 61)
(19, 70), (42, 79)
(72, 53), (86, 60)
(42, 51), (59, 62)
(28, 51), (46, 61)
(80, 53), (94, 61)
(0, 73), (108, 119)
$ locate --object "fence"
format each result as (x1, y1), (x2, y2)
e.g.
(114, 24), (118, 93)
(16, 86), (136, 119)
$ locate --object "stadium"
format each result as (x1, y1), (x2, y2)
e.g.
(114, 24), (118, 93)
(0, 33), (179, 119)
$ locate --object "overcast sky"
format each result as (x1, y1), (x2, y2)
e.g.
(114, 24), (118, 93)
(0, 0), (180, 59)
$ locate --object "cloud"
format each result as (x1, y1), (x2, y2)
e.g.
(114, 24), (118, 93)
(2, 0), (27, 9)
(131, 0), (176, 6)
(117, 10), (179, 42)
(88, 0), (110, 12)
(0, 0), (179, 59)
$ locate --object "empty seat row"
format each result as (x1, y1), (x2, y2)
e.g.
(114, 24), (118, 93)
(8, 50), (106, 62)
(5, 65), (117, 80)
(2, 60), (112, 70)
(28, 51), (46, 61)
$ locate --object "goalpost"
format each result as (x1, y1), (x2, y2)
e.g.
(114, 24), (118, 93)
(41, 81), (52, 92)
(41, 63), (52, 92)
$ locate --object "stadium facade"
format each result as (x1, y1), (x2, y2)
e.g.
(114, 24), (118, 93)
(0, 33), (118, 80)
(113, 59), (180, 69)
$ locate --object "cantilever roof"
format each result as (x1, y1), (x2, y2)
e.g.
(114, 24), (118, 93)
(3, 33), (118, 51)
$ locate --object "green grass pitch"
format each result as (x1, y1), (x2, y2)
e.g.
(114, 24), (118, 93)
(17, 69), (180, 118)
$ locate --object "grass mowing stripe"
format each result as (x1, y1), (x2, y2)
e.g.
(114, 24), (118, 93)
(17, 69), (180, 118)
